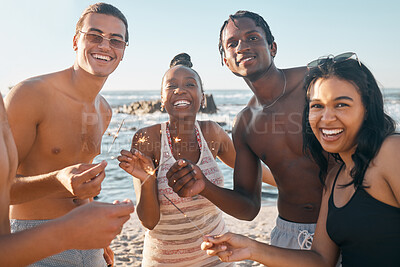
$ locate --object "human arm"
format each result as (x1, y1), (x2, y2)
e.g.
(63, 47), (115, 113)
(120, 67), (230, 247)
(118, 128), (160, 229)
(5, 82), (106, 203)
(166, 115), (264, 220)
(372, 135), (400, 208)
(10, 161), (108, 204)
(201, 174), (340, 266)
(0, 200), (134, 267)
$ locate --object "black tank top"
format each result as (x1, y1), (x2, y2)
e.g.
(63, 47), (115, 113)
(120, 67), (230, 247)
(326, 164), (400, 267)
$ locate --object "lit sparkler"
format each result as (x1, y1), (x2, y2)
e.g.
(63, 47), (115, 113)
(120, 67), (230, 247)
(137, 132), (149, 144)
(163, 194), (205, 236)
(140, 154), (173, 186)
(108, 119), (125, 153)
(138, 137), (205, 236)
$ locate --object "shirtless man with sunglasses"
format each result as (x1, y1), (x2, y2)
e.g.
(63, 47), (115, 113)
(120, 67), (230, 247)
(5, 3), (129, 266)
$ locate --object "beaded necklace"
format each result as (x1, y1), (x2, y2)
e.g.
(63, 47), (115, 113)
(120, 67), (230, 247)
(165, 121), (202, 155)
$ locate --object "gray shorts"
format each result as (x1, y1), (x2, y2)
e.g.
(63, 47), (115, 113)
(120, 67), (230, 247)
(270, 216), (316, 250)
(10, 219), (106, 267)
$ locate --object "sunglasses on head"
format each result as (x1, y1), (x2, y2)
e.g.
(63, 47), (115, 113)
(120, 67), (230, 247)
(307, 52), (361, 68)
(79, 30), (128, 49)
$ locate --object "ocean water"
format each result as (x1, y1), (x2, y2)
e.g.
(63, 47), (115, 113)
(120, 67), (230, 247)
(95, 88), (400, 205)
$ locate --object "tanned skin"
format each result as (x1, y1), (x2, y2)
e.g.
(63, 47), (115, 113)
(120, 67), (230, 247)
(166, 17), (323, 223)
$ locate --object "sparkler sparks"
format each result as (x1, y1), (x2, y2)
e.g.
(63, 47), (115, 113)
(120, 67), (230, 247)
(137, 133), (149, 144)
(140, 154), (173, 186)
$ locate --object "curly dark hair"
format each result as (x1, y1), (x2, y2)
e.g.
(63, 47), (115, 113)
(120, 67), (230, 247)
(218, 10), (274, 65)
(302, 58), (396, 188)
(165, 53), (203, 93)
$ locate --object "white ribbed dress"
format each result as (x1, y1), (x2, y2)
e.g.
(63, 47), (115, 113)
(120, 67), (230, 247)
(142, 121), (233, 267)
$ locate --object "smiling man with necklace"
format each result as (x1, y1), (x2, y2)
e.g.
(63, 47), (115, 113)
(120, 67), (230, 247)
(167, 10), (327, 251)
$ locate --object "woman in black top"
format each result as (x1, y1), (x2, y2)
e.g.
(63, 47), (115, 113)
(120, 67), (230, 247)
(201, 52), (400, 267)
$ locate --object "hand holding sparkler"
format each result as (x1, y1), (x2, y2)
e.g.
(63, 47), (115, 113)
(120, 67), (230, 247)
(166, 159), (207, 197)
(118, 149), (156, 182)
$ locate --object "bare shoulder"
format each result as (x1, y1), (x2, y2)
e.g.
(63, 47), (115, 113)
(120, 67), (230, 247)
(284, 66), (307, 80)
(198, 120), (223, 133)
(379, 134), (400, 151)
(374, 134), (400, 167)
(198, 120), (227, 141)
(232, 106), (253, 137)
(97, 94), (112, 123)
(132, 124), (161, 147)
(131, 124), (161, 160)
(325, 163), (342, 193)
(283, 66), (308, 94)
(6, 75), (52, 106)
(4, 75), (56, 122)
(98, 94), (112, 113)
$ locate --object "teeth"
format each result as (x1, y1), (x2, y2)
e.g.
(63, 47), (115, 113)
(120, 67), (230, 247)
(322, 129), (343, 135)
(240, 57), (254, 63)
(173, 100), (190, 106)
(93, 54), (111, 61)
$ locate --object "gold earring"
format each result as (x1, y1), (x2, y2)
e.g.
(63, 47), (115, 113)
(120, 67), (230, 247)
(160, 102), (165, 111)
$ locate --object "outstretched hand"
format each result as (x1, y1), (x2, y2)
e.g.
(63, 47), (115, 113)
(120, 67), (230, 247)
(166, 159), (207, 197)
(201, 232), (252, 262)
(59, 200), (134, 250)
(118, 149), (155, 181)
(56, 161), (107, 199)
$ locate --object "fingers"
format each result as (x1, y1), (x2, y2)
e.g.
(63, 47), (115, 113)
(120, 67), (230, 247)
(76, 170), (105, 198)
(167, 160), (194, 183)
(206, 245), (229, 256)
(75, 161), (107, 183)
(120, 149), (133, 157)
(110, 200), (135, 217)
(103, 246), (114, 266)
(166, 159), (190, 179)
(214, 251), (234, 262)
(206, 233), (233, 245)
(171, 171), (196, 193)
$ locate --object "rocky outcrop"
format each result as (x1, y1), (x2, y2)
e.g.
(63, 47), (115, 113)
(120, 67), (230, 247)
(117, 94), (218, 115)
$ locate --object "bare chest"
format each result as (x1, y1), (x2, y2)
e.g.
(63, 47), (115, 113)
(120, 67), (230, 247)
(245, 106), (305, 167)
(35, 106), (108, 161)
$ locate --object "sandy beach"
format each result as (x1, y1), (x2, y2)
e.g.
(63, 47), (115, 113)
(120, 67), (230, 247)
(111, 205), (278, 266)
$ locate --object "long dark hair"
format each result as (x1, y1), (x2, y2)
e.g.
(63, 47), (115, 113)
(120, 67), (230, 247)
(302, 58), (396, 187)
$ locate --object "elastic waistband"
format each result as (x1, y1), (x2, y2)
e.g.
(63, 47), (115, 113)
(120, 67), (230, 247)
(275, 216), (316, 235)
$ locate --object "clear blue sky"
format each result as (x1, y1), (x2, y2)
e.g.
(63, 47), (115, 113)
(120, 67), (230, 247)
(1, 0), (399, 94)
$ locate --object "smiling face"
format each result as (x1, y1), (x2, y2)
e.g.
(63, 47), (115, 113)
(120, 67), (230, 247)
(308, 77), (366, 156)
(221, 17), (276, 80)
(161, 66), (203, 119)
(73, 13), (126, 77)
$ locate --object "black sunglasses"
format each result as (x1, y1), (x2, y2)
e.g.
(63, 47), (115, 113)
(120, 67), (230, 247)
(79, 30), (128, 49)
(307, 52), (361, 68)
